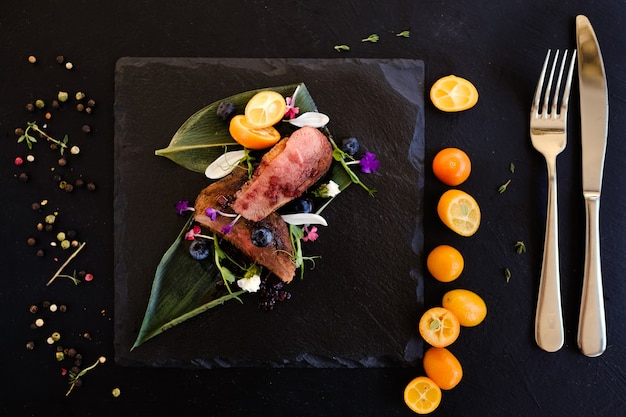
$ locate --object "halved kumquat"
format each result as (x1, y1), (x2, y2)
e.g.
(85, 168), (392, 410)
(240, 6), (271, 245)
(430, 75), (479, 112)
(419, 307), (460, 348)
(244, 90), (287, 128)
(229, 115), (281, 150)
(437, 189), (481, 237)
(403, 376), (442, 414)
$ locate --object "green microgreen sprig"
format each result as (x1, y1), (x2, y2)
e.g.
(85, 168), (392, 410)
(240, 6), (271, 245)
(329, 138), (376, 196)
(18, 122), (69, 155)
(334, 44), (350, 52)
(66, 356), (106, 396)
(515, 241), (527, 254)
(288, 224), (319, 279)
(396, 30), (410, 38)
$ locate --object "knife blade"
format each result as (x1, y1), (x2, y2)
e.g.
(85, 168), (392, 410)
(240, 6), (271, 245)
(576, 14), (608, 357)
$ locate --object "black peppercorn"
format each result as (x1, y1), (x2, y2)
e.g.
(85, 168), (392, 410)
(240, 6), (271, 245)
(18, 172), (29, 182)
(32, 202), (41, 211)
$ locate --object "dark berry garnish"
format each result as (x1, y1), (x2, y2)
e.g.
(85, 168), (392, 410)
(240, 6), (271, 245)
(257, 275), (292, 311)
(216, 101), (236, 121)
(250, 226), (273, 247)
(341, 137), (360, 156)
(189, 238), (211, 260)
(291, 198), (313, 214)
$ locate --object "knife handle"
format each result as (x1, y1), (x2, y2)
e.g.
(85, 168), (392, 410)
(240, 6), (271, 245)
(578, 194), (607, 357)
(535, 161), (565, 352)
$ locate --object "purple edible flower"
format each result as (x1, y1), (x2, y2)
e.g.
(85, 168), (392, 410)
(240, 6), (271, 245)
(359, 152), (380, 174)
(175, 200), (192, 216)
(205, 207), (218, 221)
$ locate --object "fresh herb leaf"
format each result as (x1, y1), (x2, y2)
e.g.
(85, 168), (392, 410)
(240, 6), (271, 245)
(498, 179), (511, 193)
(362, 34), (379, 43)
(504, 267), (512, 283)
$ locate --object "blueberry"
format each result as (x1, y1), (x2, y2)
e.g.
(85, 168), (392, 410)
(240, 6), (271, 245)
(189, 239), (211, 260)
(251, 226), (273, 247)
(291, 198), (313, 214)
(216, 101), (236, 121)
(341, 137), (360, 156)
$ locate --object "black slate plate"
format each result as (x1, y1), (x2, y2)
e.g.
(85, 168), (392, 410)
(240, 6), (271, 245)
(113, 58), (425, 368)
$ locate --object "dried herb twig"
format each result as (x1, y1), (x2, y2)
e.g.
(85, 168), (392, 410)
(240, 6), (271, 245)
(46, 242), (86, 286)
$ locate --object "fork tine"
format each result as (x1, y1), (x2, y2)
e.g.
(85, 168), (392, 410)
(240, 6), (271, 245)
(532, 50), (552, 115)
(551, 50), (568, 117)
(560, 50), (577, 114)
(542, 50), (559, 116)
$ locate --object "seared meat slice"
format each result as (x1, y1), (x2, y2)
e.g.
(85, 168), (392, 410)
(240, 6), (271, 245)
(194, 167), (296, 283)
(232, 126), (333, 221)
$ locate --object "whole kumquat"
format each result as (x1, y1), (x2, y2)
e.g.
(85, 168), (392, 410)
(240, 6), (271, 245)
(442, 289), (487, 327)
(426, 244), (464, 283)
(423, 346), (463, 390)
(432, 147), (471, 186)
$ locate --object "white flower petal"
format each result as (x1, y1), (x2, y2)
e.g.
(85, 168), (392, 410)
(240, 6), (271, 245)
(287, 112), (330, 128)
(281, 213), (328, 226)
(237, 274), (261, 293)
(205, 150), (246, 179)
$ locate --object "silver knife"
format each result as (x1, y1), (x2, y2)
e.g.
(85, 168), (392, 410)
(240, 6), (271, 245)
(576, 15), (608, 357)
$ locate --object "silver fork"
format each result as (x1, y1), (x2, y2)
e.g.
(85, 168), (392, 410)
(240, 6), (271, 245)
(530, 49), (576, 353)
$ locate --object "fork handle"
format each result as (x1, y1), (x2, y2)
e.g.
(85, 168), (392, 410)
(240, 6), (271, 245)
(578, 194), (606, 357)
(535, 160), (565, 352)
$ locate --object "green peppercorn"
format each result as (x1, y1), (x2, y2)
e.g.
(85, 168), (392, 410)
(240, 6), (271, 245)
(55, 351), (65, 361)
(35, 99), (45, 109)
(45, 214), (56, 224)
(61, 240), (71, 249)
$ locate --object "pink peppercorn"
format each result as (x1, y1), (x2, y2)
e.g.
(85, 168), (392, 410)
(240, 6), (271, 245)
(84, 273), (94, 282)
(14, 156), (24, 165)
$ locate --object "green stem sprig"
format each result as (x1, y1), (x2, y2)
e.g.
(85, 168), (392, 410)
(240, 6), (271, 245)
(46, 242), (86, 286)
(66, 356), (106, 396)
(18, 122), (69, 155)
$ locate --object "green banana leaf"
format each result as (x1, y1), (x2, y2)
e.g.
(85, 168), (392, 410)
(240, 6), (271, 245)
(132, 215), (245, 349)
(155, 83), (318, 173)
(134, 83), (362, 349)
